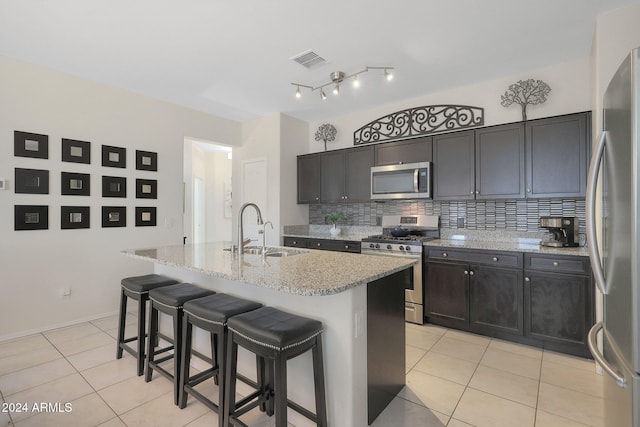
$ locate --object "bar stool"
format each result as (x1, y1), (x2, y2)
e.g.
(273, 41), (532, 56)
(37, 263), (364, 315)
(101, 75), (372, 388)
(145, 283), (215, 405)
(223, 306), (328, 427)
(116, 274), (178, 376)
(178, 293), (262, 426)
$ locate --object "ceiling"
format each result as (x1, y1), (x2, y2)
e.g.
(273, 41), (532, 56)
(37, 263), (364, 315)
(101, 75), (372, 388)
(1, 0), (638, 123)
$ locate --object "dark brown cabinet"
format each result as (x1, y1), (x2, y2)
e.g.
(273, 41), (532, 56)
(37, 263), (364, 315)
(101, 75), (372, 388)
(475, 123), (525, 199)
(374, 137), (432, 166)
(524, 253), (594, 357)
(283, 236), (361, 253)
(525, 112), (590, 198)
(426, 247), (524, 336)
(297, 154), (321, 203)
(432, 130), (475, 200)
(311, 146), (374, 203)
(433, 125), (525, 201)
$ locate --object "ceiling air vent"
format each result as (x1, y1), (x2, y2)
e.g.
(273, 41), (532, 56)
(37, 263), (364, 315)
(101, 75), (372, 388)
(290, 49), (326, 69)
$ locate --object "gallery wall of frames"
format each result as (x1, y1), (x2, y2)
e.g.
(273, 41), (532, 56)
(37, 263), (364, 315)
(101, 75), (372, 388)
(13, 130), (158, 231)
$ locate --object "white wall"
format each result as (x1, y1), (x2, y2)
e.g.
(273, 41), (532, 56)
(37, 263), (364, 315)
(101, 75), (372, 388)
(206, 151), (233, 242)
(307, 58), (591, 152)
(0, 56), (241, 339)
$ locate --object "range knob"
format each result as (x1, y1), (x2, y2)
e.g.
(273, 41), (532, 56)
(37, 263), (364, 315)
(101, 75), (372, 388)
(405, 246), (411, 252)
(375, 243), (380, 249)
(399, 245), (405, 251)
(369, 243), (375, 249)
(386, 244), (392, 250)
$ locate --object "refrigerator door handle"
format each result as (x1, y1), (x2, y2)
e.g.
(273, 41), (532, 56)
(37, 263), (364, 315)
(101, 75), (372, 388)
(586, 130), (608, 295)
(588, 321), (627, 388)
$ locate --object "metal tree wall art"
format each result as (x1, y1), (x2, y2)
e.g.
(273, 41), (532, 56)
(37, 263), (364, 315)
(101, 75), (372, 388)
(500, 79), (551, 121)
(315, 123), (337, 151)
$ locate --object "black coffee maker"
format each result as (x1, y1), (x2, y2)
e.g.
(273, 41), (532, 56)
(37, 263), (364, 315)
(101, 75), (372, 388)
(539, 216), (579, 247)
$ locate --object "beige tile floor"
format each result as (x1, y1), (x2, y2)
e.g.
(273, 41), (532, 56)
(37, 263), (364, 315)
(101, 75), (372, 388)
(0, 315), (604, 427)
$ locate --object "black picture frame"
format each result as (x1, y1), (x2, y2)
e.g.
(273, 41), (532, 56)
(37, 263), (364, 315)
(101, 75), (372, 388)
(14, 131), (48, 159)
(15, 168), (49, 194)
(61, 206), (90, 229)
(15, 205), (49, 230)
(136, 150), (157, 171)
(136, 179), (157, 199)
(102, 176), (127, 198)
(135, 207), (157, 226)
(62, 139), (91, 164)
(61, 172), (90, 196)
(102, 206), (126, 227)
(102, 145), (126, 168)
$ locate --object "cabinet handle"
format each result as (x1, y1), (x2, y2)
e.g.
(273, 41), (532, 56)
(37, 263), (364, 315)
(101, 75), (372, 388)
(469, 271), (474, 276)
(464, 270), (469, 275)
(470, 191), (474, 195)
(344, 196), (347, 200)
(292, 241), (297, 245)
(315, 197), (319, 201)
(442, 252), (448, 257)
(527, 187), (532, 193)
(492, 256), (498, 262)
(317, 243), (322, 247)
(344, 245), (349, 249)
(525, 277), (530, 282)
(475, 190), (479, 195)
(552, 261), (559, 267)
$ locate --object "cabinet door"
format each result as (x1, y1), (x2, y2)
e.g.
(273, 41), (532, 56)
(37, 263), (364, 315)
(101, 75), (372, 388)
(297, 154), (320, 203)
(320, 151), (346, 202)
(345, 147), (374, 202)
(469, 265), (523, 336)
(374, 137), (432, 166)
(426, 260), (469, 328)
(475, 123), (525, 199)
(525, 271), (594, 355)
(525, 112), (589, 198)
(433, 130), (475, 200)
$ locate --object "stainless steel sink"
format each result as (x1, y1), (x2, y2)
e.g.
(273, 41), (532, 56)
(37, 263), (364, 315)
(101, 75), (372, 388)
(241, 246), (305, 257)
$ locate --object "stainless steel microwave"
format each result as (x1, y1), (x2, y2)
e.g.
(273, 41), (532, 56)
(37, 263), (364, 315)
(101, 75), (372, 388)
(370, 162), (432, 200)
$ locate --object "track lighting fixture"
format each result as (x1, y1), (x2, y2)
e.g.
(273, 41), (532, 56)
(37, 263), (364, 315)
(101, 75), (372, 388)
(291, 66), (394, 100)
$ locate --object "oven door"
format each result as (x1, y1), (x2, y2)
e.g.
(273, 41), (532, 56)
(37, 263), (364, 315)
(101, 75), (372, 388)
(361, 249), (423, 324)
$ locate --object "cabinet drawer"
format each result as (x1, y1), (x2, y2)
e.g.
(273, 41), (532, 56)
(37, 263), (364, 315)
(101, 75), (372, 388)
(283, 237), (309, 248)
(428, 248), (522, 268)
(308, 239), (361, 253)
(524, 254), (590, 275)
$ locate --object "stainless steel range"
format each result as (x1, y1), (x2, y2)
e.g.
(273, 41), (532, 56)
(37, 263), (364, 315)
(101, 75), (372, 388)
(362, 215), (440, 324)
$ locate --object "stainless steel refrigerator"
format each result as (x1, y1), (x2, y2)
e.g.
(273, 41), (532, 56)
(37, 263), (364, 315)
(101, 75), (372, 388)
(587, 47), (640, 427)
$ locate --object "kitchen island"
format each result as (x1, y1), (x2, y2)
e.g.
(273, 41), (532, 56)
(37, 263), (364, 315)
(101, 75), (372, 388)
(123, 242), (416, 426)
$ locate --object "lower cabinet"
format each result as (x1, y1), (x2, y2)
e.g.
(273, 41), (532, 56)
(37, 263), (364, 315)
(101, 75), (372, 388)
(524, 254), (594, 357)
(283, 236), (361, 253)
(426, 247), (594, 357)
(426, 249), (523, 337)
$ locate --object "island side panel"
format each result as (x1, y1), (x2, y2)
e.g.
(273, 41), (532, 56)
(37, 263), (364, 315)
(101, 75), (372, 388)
(155, 263), (369, 427)
(367, 267), (409, 424)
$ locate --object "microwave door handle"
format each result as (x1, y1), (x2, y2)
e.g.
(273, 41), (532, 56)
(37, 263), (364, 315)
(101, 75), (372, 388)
(414, 169), (419, 192)
(586, 130), (608, 295)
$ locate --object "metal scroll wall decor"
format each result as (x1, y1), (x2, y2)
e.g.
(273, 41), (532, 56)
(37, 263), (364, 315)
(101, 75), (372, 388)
(353, 105), (484, 145)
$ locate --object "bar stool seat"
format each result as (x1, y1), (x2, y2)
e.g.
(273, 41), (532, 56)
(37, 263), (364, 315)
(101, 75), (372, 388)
(224, 306), (327, 427)
(116, 274), (178, 376)
(145, 283), (215, 405)
(179, 293), (262, 426)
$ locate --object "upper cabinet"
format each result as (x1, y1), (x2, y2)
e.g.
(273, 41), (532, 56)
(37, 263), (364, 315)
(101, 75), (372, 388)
(297, 153), (321, 203)
(374, 137), (432, 166)
(433, 130), (476, 200)
(298, 146), (374, 204)
(433, 125), (525, 201)
(475, 123), (525, 200)
(297, 111), (590, 204)
(525, 112), (590, 198)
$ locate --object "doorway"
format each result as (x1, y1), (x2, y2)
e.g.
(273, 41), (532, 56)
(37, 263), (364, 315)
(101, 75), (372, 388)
(183, 138), (233, 245)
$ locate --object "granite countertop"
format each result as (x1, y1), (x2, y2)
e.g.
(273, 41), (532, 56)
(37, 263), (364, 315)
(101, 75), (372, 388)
(122, 242), (416, 297)
(425, 239), (590, 257)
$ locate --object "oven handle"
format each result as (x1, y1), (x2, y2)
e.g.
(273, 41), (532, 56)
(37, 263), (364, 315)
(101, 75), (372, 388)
(414, 169), (419, 192)
(361, 250), (421, 259)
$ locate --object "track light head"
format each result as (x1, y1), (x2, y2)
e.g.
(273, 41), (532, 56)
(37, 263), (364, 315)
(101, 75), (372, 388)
(333, 84), (340, 95)
(353, 75), (360, 88)
(320, 89), (327, 100)
(385, 69), (393, 81)
(295, 86), (301, 98)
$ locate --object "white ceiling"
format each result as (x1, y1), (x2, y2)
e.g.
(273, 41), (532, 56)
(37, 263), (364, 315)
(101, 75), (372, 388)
(1, 0), (638, 123)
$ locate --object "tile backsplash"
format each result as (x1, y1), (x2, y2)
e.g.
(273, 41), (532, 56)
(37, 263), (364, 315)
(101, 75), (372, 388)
(309, 198), (586, 245)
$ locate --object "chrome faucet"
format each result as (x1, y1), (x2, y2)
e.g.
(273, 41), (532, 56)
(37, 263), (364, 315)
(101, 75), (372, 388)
(260, 221), (274, 255)
(237, 202), (264, 255)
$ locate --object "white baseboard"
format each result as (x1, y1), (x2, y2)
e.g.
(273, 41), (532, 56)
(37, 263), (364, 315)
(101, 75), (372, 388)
(0, 310), (119, 343)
